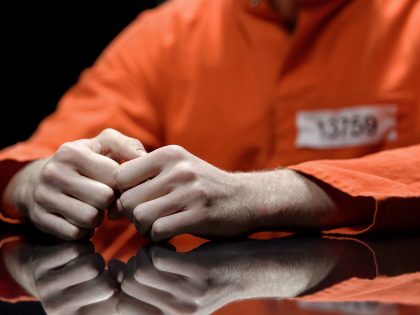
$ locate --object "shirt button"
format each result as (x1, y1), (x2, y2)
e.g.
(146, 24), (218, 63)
(249, 0), (261, 8)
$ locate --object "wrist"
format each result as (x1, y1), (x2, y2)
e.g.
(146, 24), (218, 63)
(3, 159), (48, 221)
(235, 169), (340, 231)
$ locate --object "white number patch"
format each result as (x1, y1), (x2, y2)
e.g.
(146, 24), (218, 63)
(296, 105), (398, 149)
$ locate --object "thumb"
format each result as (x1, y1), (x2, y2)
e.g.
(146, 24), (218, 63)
(93, 128), (146, 163)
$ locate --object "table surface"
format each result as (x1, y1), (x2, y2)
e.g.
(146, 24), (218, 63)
(0, 223), (419, 315)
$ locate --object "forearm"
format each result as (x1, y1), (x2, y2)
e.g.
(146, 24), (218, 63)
(237, 169), (375, 230)
(2, 159), (48, 221)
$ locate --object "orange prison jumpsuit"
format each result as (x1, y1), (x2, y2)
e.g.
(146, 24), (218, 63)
(0, 0), (419, 258)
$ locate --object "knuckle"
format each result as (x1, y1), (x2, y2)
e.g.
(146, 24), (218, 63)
(133, 268), (144, 284)
(119, 191), (134, 212)
(63, 231), (79, 241)
(93, 274), (115, 301)
(56, 141), (85, 163)
(151, 253), (165, 270)
(133, 206), (150, 232)
(33, 186), (49, 205)
(81, 263), (101, 280)
(161, 145), (186, 160)
(40, 162), (61, 184)
(119, 192), (129, 210)
(100, 128), (117, 137)
(82, 254), (103, 278)
(170, 162), (196, 182)
(190, 182), (207, 201)
(29, 206), (43, 226)
(120, 278), (136, 294)
(151, 222), (166, 241)
(64, 225), (87, 241)
(133, 205), (145, 222)
(96, 186), (115, 209)
(114, 166), (125, 190)
(82, 206), (102, 227)
(124, 137), (142, 148)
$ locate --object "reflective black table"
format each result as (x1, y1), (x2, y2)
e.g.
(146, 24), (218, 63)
(1, 222), (419, 315)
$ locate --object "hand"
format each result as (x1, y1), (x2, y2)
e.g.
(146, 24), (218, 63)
(112, 256), (170, 315)
(115, 245), (232, 315)
(3, 128), (145, 240)
(115, 238), (353, 314)
(32, 242), (117, 315)
(115, 145), (255, 241)
(115, 144), (373, 241)
(1, 240), (118, 315)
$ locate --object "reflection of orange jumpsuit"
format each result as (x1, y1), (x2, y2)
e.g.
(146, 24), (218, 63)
(0, 0), (419, 257)
(1, 235), (419, 312)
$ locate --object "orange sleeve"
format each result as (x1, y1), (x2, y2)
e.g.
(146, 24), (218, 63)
(0, 5), (178, 221)
(289, 144), (420, 234)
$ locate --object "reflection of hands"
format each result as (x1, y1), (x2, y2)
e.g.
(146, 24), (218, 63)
(32, 242), (117, 314)
(115, 246), (230, 315)
(116, 239), (342, 314)
(2, 240), (117, 315)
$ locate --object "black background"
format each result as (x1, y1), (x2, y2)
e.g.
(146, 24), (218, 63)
(1, 1), (161, 149)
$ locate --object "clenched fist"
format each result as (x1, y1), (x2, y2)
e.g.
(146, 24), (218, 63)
(3, 129), (145, 240)
(112, 145), (371, 241)
(113, 145), (255, 241)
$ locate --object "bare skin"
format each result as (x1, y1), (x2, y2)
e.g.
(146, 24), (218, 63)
(3, 127), (372, 241)
(114, 238), (373, 314)
(3, 129), (145, 240)
(1, 240), (118, 314)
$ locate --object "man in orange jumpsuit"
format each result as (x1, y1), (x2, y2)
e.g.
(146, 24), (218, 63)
(0, 0), (419, 250)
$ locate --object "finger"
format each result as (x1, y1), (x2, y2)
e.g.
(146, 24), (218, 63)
(150, 210), (202, 242)
(35, 187), (104, 229)
(116, 145), (193, 192)
(43, 272), (116, 313)
(36, 253), (105, 298)
(119, 174), (170, 213)
(116, 292), (164, 315)
(78, 293), (119, 315)
(117, 149), (168, 192)
(56, 170), (115, 210)
(122, 272), (197, 314)
(33, 209), (93, 241)
(133, 249), (189, 295)
(148, 246), (207, 279)
(121, 269), (182, 314)
(73, 142), (120, 189)
(32, 242), (94, 278)
(56, 140), (120, 189)
(94, 128), (146, 162)
(132, 190), (192, 235)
